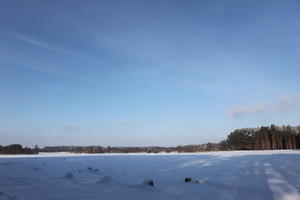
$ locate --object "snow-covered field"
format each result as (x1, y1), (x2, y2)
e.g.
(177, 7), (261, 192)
(1, 150), (300, 200)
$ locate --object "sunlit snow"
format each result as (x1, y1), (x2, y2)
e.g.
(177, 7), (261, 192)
(1, 150), (300, 200)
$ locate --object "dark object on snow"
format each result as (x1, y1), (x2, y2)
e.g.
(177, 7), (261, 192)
(184, 177), (192, 182)
(87, 166), (93, 170)
(63, 172), (74, 179)
(143, 179), (154, 186)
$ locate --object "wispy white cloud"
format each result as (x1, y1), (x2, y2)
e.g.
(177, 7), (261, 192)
(63, 124), (81, 132)
(229, 106), (245, 118)
(277, 95), (300, 112)
(0, 43), (78, 79)
(229, 94), (300, 118)
(9, 32), (71, 55)
(116, 119), (135, 125)
(229, 104), (270, 117)
(0, 52), (72, 78)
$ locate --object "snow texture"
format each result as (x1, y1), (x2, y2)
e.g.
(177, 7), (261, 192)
(0, 150), (300, 200)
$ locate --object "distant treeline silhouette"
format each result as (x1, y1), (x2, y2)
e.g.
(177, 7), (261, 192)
(220, 125), (300, 150)
(41, 143), (219, 153)
(2, 125), (300, 154)
(0, 144), (39, 154)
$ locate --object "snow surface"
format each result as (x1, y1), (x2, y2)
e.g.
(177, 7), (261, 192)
(1, 150), (300, 200)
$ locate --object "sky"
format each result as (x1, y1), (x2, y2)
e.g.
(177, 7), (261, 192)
(1, 0), (300, 147)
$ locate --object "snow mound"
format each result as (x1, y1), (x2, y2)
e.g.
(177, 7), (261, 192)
(87, 166), (93, 171)
(0, 192), (17, 200)
(98, 176), (112, 184)
(195, 180), (204, 184)
(33, 167), (42, 171)
(63, 172), (74, 180)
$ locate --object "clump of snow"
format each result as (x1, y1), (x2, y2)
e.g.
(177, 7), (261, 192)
(98, 176), (112, 184)
(195, 180), (204, 184)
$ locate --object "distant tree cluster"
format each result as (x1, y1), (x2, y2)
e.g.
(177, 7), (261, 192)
(41, 143), (219, 154)
(3, 124), (300, 154)
(0, 144), (39, 154)
(220, 125), (300, 150)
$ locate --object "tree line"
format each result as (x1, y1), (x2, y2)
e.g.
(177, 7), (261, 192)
(0, 144), (39, 154)
(220, 125), (300, 150)
(41, 143), (219, 154)
(0, 143), (219, 154)
(1, 124), (300, 154)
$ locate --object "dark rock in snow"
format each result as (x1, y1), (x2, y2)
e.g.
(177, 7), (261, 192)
(143, 179), (154, 186)
(184, 177), (192, 182)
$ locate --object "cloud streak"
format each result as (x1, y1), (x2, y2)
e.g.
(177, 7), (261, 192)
(0, 52), (73, 78)
(63, 124), (81, 132)
(116, 119), (135, 125)
(229, 94), (300, 118)
(9, 32), (71, 55)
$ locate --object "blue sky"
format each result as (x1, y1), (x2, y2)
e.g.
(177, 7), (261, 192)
(1, 0), (300, 147)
